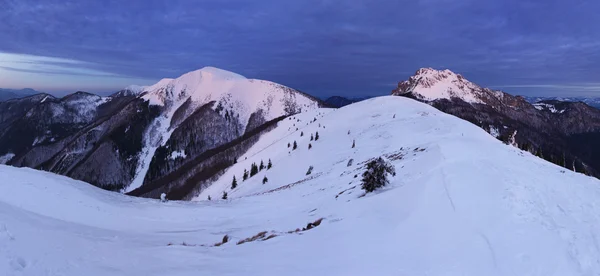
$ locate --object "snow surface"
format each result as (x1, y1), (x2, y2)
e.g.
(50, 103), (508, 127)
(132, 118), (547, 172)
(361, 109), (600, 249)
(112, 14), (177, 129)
(0, 153), (14, 164)
(127, 66), (319, 192)
(169, 150), (187, 160)
(533, 102), (566, 113)
(3, 96), (600, 275)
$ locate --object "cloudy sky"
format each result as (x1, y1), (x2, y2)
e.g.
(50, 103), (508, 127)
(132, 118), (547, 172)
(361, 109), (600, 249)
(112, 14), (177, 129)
(1, 0), (599, 97)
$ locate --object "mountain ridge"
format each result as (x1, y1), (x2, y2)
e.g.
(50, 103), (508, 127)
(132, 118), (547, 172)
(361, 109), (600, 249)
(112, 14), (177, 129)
(393, 68), (600, 177)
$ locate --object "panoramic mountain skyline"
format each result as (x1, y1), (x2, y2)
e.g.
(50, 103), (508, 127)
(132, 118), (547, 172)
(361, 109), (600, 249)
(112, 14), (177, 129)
(1, 0), (600, 97)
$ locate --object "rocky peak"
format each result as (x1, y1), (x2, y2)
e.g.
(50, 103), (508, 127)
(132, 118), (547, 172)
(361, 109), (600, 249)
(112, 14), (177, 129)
(393, 68), (487, 104)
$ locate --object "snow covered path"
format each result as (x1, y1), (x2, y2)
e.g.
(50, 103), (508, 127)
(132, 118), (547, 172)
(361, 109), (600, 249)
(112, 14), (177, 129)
(3, 96), (600, 275)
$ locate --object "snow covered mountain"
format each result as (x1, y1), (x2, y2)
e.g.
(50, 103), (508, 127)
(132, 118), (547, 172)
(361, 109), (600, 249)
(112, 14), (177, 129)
(0, 67), (322, 198)
(524, 96), (600, 110)
(4, 96), (600, 275)
(393, 68), (600, 178)
(110, 85), (148, 97)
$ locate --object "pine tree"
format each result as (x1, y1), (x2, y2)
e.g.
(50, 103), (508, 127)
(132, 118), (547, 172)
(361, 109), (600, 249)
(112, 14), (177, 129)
(208, 195), (212, 201)
(287, 142), (291, 148)
(222, 191), (228, 200)
(259, 160), (265, 171)
(262, 176), (268, 184)
(315, 132), (319, 141)
(310, 134), (314, 141)
(293, 141), (298, 150)
(243, 169), (249, 181)
(352, 139), (355, 148)
(267, 159), (272, 169)
(308, 143), (312, 150)
(231, 176), (237, 189)
(301, 131), (304, 137)
(361, 157), (395, 193)
(250, 163), (259, 177)
(234, 158), (237, 164)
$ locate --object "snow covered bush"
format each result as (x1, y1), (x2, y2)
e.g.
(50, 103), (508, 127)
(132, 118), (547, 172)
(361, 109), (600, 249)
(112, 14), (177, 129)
(361, 157), (395, 193)
(306, 165), (314, 175)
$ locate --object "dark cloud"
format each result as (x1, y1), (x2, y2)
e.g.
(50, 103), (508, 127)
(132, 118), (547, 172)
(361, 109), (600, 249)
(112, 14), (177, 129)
(1, 0), (599, 97)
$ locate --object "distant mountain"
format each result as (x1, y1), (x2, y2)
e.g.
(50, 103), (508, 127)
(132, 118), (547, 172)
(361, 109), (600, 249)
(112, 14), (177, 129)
(1, 67), (322, 199)
(393, 68), (600, 177)
(110, 85), (148, 98)
(524, 96), (600, 110)
(323, 96), (370, 108)
(0, 88), (42, 102)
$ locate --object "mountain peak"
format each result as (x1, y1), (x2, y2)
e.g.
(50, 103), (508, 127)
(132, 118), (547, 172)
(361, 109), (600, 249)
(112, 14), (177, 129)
(393, 68), (484, 104)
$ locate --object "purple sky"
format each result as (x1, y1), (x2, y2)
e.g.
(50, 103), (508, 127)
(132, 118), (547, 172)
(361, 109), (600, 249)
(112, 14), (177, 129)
(1, 0), (599, 97)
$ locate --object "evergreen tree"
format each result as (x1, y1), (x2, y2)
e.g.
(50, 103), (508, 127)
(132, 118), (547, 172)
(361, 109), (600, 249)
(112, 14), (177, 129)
(308, 143), (312, 150)
(259, 160), (265, 171)
(361, 157), (395, 193)
(301, 131), (304, 137)
(310, 134), (314, 141)
(262, 176), (268, 184)
(234, 158), (237, 164)
(352, 139), (355, 148)
(208, 195), (211, 201)
(231, 176), (237, 189)
(222, 191), (228, 200)
(243, 169), (249, 181)
(315, 132), (320, 141)
(250, 162), (259, 177)
(293, 141), (298, 150)
(288, 142), (291, 148)
(267, 159), (272, 169)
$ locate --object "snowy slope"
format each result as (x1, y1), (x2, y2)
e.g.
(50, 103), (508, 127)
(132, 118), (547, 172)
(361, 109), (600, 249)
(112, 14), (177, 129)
(126, 67), (320, 192)
(3, 96), (600, 275)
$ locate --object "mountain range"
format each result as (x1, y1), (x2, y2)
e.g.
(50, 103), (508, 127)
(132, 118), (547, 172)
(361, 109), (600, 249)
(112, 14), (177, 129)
(0, 67), (323, 199)
(0, 88), (42, 102)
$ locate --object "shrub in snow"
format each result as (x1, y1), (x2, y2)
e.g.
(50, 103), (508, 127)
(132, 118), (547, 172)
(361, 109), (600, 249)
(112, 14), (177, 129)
(310, 134), (314, 141)
(301, 131), (304, 137)
(361, 157), (396, 193)
(160, 193), (167, 202)
(352, 139), (355, 148)
(231, 176), (237, 189)
(315, 132), (320, 141)
(208, 195), (211, 201)
(262, 176), (268, 184)
(347, 158), (354, 167)
(267, 159), (272, 169)
(293, 141), (298, 150)
(308, 143), (312, 150)
(288, 142), (291, 148)
(222, 191), (228, 200)
(306, 165), (314, 175)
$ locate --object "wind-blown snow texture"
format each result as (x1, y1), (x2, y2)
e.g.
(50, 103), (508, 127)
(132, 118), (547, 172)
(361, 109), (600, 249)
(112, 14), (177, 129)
(2, 96), (600, 275)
